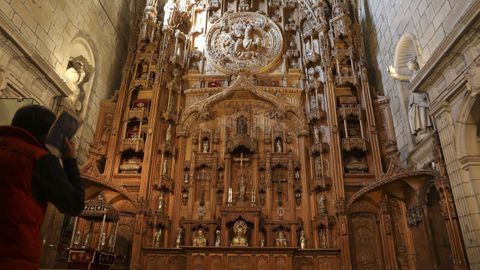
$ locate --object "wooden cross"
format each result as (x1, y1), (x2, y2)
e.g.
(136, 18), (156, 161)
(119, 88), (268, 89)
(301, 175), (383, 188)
(233, 153), (250, 173)
(272, 177), (288, 206)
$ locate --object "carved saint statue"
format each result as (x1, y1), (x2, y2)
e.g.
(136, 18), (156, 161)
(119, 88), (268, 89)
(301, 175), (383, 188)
(192, 229), (207, 247)
(214, 230), (221, 247)
(99, 232), (106, 249)
(274, 230), (288, 247)
(237, 116), (247, 134)
(320, 228), (327, 248)
(153, 228), (162, 247)
(317, 193), (327, 214)
(83, 229), (92, 247)
(299, 230), (307, 249)
(251, 187), (256, 206)
(313, 127), (321, 144)
(184, 170), (189, 183)
(202, 138), (210, 153)
(162, 158), (168, 175)
(108, 233), (116, 252)
(157, 192), (165, 213)
(73, 231), (81, 246)
(408, 92), (433, 139)
(310, 94), (317, 111)
(175, 227), (184, 248)
(231, 220), (248, 246)
(227, 188), (233, 206)
(163, 0), (175, 27)
(165, 124), (172, 142)
(238, 175), (247, 201)
(275, 138), (283, 153)
(294, 170), (300, 181)
(232, 23), (259, 60)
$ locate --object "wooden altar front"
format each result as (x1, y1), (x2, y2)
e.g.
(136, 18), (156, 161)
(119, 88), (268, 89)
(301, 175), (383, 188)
(141, 247), (341, 270)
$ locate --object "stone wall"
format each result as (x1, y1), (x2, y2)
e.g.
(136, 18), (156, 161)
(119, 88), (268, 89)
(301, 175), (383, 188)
(358, 0), (473, 159)
(359, 0), (480, 267)
(0, 0), (142, 163)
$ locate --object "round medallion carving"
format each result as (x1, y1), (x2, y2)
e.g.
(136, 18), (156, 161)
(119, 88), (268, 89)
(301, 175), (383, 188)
(205, 12), (283, 74)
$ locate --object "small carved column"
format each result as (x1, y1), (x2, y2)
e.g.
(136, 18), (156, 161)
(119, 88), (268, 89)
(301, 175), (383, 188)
(253, 214), (259, 247)
(265, 152), (273, 217)
(208, 224), (216, 247)
(184, 224), (192, 246)
(170, 132), (188, 246)
(379, 196), (398, 270)
(287, 156), (295, 218)
(265, 224), (273, 247)
(252, 154), (259, 200)
(291, 223), (297, 248)
(297, 133), (313, 240)
(224, 154), (232, 202)
(433, 132), (468, 269)
(130, 205), (146, 270)
(221, 214), (228, 246)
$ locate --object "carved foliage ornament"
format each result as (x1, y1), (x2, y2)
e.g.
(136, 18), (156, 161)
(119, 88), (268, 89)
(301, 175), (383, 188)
(205, 12), (283, 74)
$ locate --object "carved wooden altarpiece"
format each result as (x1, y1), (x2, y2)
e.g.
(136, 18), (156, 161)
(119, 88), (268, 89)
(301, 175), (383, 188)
(76, 0), (468, 269)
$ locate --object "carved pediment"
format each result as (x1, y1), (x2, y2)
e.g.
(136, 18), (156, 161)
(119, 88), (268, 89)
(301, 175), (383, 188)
(226, 134), (258, 153)
(179, 74), (307, 130)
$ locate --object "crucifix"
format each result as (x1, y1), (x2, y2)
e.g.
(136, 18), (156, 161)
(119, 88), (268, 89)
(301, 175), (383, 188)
(233, 153), (250, 201)
(272, 177), (287, 206)
(233, 153), (250, 171)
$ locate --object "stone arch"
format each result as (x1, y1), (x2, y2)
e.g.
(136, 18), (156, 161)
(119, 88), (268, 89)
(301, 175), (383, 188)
(455, 94), (480, 159)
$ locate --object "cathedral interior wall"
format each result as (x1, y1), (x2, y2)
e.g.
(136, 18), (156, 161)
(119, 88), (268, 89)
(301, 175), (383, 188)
(0, 0), (140, 163)
(359, 0), (480, 267)
(357, 0), (473, 160)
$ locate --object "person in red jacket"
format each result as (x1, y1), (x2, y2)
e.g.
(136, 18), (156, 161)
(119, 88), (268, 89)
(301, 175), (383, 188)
(0, 105), (85, 270)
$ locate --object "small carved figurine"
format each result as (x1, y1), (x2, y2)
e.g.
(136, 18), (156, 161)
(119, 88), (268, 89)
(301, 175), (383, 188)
(73, 231), (81, 246)
(275, 230), (288, 247)
(175, 227), (184, 248)
(83, 229), (92, 247)
(275, 138), (282, 152)
(214, 230), (221, 247)
(157, 192), (165, 213)
(153, 228), (162, 247)
(108, 233), (116, 252)
(320, 228), (327, 248)
(299, 230), (306, 249)
(192, 228), (207, 247)
(202, 138), (210, 153)
(231, 220), (248, 247)
(239, 175), (247, 201)
(227, 188), (233, 206)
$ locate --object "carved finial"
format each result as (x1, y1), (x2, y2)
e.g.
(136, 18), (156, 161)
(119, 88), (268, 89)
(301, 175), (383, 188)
(144, 0), (159, 21)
